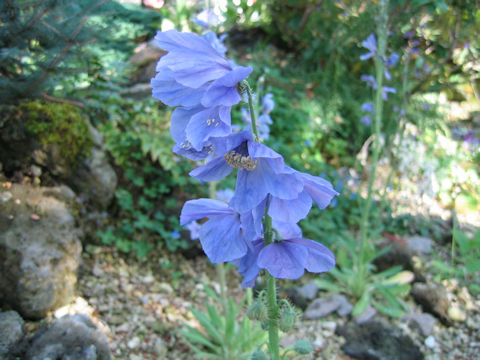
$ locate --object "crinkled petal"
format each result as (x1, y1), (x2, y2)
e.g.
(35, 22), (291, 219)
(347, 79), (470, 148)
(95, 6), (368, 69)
(202, 66), (253, 107)
(200, 215), (247, 263)
(257, 242), (308, 279)
(287, 238), (335, 273)
(172, 142), (212, 161)
(230, 160), (303, 213)
(170, 106), (200, 143)
(190, 156), (233, 182)
(186, 106), (231, 150)
(272, 221), (302, 239)
(210, 130), (253, 155)
(269, 191), (312, 223)
(236, 239), (264, 288)
(180, 198), (234, 225)
(247, 142), (284, 172)
(151, 67), (206, 107)
(300, 172), (339, 209)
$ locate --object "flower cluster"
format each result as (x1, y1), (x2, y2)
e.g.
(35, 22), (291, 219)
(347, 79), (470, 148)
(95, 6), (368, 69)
(151, 30), (337, 287)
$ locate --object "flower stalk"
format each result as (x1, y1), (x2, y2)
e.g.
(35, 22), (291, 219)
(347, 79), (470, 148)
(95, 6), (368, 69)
(359, 0), (389, 276)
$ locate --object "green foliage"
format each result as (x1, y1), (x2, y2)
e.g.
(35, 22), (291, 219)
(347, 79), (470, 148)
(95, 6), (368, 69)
(20, 100), (93, 165)
(180, 287), (267, 359)
(316, 234), (411, 318)
(431, 226), (480, 294)
(0, 0), (162, 103)
(93, 96), (202, 256)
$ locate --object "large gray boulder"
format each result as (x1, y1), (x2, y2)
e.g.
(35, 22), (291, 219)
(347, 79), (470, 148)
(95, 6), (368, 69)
(0, 184), (82, 319)
(24, 314), (111, 360)
(0, 311), (25, 359)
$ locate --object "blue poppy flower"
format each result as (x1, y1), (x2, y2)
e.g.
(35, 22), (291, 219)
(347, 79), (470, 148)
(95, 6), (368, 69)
(361, 116), (372, 126)
(180, 198), (250, 263)
(190, 131), (304, 213)
(234, 222), (335, 287)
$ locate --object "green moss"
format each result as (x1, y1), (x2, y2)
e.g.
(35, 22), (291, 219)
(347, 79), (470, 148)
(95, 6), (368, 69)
(20, 100), (93, 166)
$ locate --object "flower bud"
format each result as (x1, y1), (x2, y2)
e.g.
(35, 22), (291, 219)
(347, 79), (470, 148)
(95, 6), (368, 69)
(251, 349), (267, 360)
(279, 307), (296, 332)
(294, 339), (313, 355)
(246, 300), (266, 321)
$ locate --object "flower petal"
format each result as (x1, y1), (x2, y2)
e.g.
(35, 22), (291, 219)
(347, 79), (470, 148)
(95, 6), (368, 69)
(269, 191), (312, 223)
(180, 198), (234, 225)
(287, 238), (335, 273)
(300, 172), (339, 209)
(200, 214), (247, 263)
(257, 242), (308, 279)
(202, 66), (253, 107)
(189, 156), (233, 182)
(186, 106), (231, 150)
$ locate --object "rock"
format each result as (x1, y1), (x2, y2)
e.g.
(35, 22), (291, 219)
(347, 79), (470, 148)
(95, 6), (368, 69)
(281, 287), (308, 311)
(129, 40), (166, 83)
(67, 123), (117, 208)
(447, 306), (467, 322)
(336, 319), (424, 360)
(424, 335), (436, 349)
(411, 282), (452, 325)
(354, 304), (377, 324)
(304, 294), (347, 319)
(24, 314), (111, 360)
(335, 295), (354, 317)
(0, 311), (25, 358)
(405, 236), (433, 254)
(407, 312), (437, 337)
(0, 184), (82, 319)
(297, 280), (320, 300)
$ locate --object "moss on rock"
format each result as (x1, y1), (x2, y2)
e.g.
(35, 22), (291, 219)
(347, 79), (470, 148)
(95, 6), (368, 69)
(19, 100), (93, 167)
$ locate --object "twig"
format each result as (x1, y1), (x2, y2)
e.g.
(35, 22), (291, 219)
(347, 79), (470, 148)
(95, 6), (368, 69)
(41, 92), (84, 108)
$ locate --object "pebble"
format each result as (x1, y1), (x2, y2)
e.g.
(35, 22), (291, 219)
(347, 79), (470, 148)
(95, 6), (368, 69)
(313, 335), (325, 349)
(297, 280), (319, 300)
(408, 312), (437, 337)
(425, 335), (436, 348)
(406, 236), (433, 254)
(447, 306), (466, 322)
(354, 305), (376, 324)
(0, 191), (12, 202)
(304, 295), (345, 319)
(127, 336), (141, 349)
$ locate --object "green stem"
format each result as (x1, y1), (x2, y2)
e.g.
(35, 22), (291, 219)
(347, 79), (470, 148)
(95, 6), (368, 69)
(358, 0), (388, 275)
(245, 82), (260, 141)
(262, 198), (280, 360)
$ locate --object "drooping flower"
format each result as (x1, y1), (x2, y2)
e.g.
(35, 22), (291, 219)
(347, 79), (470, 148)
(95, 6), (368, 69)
(360, 33), (377, 61)
(361, 116), (372, 126)
(192, 8), (223, 29)
(361, 74), (377, 88)
(234, 221), (335, 287)
(185, 221), (201, 240)
(361, 102), (374, 113)
(189, 131), (304, 214)
(180, 198), (251, 263)
(151, 30), (252, 152)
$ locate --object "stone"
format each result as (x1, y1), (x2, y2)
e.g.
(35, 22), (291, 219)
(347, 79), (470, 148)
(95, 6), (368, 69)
(354, 304), (377, 324)
(336, 319), (424, 360)
(405, 236), (433, 254)
(407, 312), (437, 337)
(411, 282), (452, 325)
(129, 40), (166, 84)
(0, 184), (82, 319)
(304, 295), (345, 319)
(24, 314), (111, 360)
(335, 295), (354, 317)
(424, 335), (436, 349)
(0, 311), (25, 358)
(447, 306), (467, 322)
(67, 123), (117, 208)
(296, 280), (320, 300)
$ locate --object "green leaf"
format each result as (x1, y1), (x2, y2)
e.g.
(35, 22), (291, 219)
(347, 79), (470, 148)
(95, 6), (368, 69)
(352, 290), (371, 317)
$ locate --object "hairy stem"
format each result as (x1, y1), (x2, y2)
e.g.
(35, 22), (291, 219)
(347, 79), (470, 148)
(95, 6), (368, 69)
(359, 0), (389, 276)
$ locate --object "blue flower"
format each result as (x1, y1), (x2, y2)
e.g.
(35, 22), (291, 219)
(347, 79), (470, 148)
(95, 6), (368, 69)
(262, 93), (275, 113)
(190, 131), (304, 214)
(185, 221), (201, 240)
(360, 33), (377, 61)
(361, 102), (374, 113)
(192, 8), (223, 29)
(151, 30), (252, 152)
(234, 222), (335, 287)
(361, 116), (372, 126)
(180, 198), (251, 263)
(382, 86), (397, 100)
(171, 229), (181, 239)
(361, 75), (377, 88)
